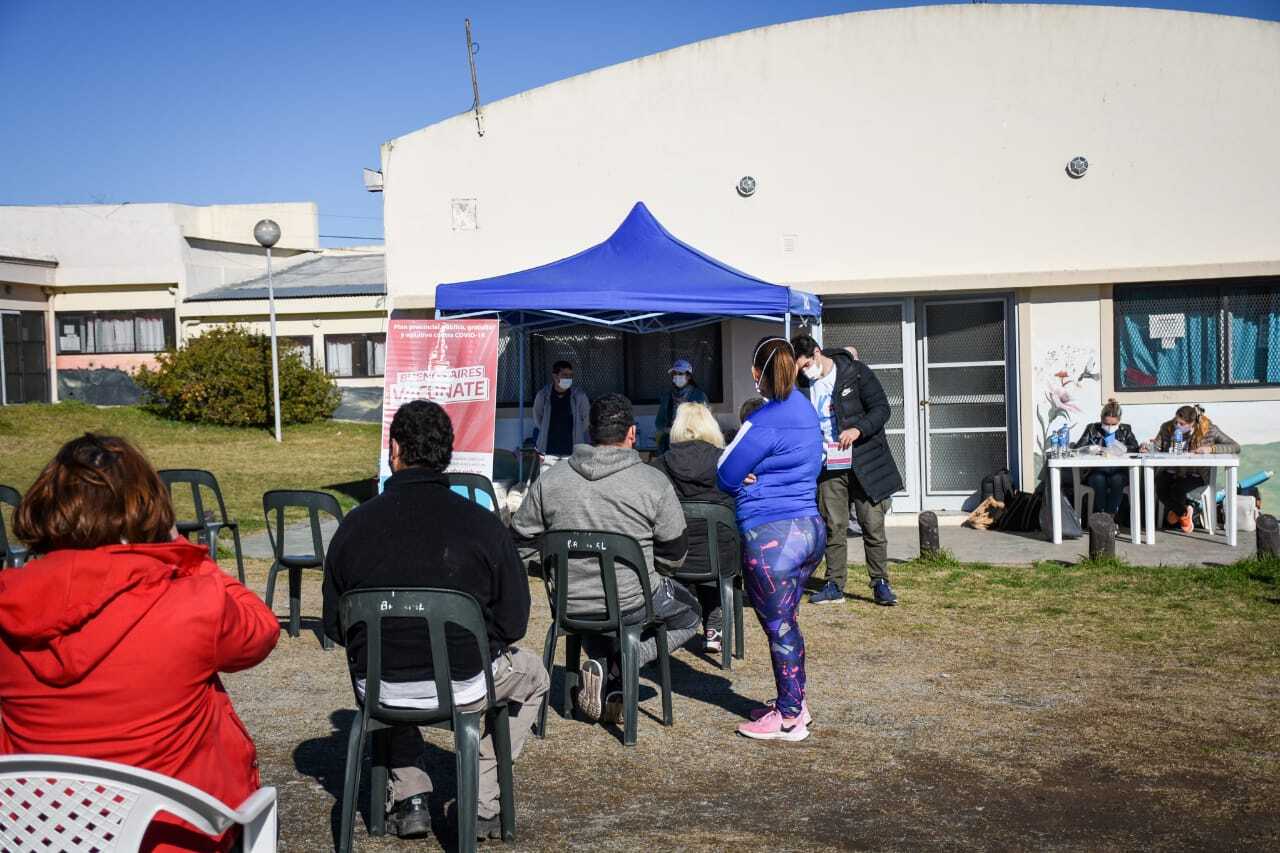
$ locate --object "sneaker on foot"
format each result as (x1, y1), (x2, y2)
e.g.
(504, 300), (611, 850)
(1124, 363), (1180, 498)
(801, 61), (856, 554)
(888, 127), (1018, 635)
(1166, 509), (1181, 528)
(872, 577), (898, 606)
(704, 627), (723, 654)
(576, 658), (605, 722)
(475, 813), (502, 841)
(387, 794), (432, 839)
(603, 690), (624, 724)
(749, 699), (813, 727)
(737, 708), (810, 741)
(1179, 508), (1194, 533)
(808, 581), (844, 605)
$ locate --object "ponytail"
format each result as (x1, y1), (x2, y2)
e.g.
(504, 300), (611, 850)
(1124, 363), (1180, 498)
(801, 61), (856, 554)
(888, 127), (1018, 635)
(1175, 404), (1211, 449)
(752, 337), (797, 400)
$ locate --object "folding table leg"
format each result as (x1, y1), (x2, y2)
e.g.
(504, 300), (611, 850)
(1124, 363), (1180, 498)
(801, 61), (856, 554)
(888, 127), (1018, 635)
(1128, 465), (1142, 544)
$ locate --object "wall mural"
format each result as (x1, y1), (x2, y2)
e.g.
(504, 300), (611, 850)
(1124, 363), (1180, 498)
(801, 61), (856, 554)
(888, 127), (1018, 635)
(1032, 343), (1101, 476)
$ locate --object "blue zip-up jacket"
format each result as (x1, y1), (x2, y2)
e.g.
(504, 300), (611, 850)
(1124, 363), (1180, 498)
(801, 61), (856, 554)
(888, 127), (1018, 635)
(717, 390), (823, 531)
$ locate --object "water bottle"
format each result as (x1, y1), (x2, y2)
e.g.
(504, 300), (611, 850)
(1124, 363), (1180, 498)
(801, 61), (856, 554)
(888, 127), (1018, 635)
(1173, 426), (1186, 455)
(1058, 425), (1071, 458)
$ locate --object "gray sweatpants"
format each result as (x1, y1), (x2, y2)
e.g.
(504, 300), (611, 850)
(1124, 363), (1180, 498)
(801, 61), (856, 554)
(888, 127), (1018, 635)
(386, 647), (550, 820)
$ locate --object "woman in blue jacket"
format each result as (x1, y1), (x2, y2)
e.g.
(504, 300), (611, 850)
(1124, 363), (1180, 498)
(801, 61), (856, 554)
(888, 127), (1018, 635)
(717, 337), (825, 741)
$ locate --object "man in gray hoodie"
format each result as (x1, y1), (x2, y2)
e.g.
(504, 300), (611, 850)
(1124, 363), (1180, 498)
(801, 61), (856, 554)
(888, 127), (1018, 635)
(512, 393), (699, 722)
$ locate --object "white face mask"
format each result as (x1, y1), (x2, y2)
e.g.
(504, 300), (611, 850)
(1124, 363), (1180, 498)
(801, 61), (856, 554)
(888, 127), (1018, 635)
(802, 364), (823, 381)
(557, 377), (573, 391)
(672, 374), (688, 389)
(1103, 423), (1119, 434)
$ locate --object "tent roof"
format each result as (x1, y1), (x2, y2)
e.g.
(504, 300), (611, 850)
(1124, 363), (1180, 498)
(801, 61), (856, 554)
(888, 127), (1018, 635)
(434, 202), (819, 330)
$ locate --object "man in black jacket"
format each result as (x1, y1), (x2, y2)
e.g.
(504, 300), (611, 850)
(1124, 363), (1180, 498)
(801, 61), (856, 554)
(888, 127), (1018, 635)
(793, 335), (904, 606)
(322, 400), (549, 841)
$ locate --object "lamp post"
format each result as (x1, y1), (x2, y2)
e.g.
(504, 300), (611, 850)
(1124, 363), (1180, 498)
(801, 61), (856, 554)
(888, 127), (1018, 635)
(254, 219), (283, 442)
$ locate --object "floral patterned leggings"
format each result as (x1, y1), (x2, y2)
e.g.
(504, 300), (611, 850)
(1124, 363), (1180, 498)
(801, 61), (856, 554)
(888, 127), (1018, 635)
(742, 515), (826, 718)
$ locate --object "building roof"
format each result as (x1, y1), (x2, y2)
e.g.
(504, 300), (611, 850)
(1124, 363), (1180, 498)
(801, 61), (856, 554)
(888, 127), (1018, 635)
(185, 251), (385, 302)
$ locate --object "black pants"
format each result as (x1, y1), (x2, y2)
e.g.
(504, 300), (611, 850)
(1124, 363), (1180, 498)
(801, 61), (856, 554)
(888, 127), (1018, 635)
(1085, 468), (1128, 515)
(1155, 471), (1207, 516)
(582, 576), (702, 669)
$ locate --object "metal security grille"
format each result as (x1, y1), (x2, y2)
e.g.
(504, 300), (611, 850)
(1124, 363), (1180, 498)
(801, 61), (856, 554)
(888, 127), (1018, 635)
(821, 303), (907, 491)
(626, 325), (723, 404)
(1115, 283), (1223, 389)
(529, 324), (626, 403)
(1225, 284), (1280, 385)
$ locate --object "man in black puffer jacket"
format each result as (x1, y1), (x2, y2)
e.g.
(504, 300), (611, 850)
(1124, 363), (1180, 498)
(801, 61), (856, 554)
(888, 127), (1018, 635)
(793, 335), (904, 606)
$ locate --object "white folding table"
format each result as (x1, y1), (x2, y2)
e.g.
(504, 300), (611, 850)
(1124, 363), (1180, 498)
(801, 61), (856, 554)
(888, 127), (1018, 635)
(1047, 455), (1143, 545)
(1140, 454), (1240, 547)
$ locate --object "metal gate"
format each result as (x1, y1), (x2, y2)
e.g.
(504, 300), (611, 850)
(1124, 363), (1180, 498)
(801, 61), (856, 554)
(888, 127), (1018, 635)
(1, 311), (50, 405)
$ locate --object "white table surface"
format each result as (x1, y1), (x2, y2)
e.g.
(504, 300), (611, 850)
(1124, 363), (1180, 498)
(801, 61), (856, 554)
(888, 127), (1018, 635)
(1046, 454), (1143, 545)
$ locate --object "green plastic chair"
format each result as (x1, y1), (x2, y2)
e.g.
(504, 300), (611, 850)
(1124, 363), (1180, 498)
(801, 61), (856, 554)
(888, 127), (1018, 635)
(262, 489), (344, 649)
(674, 502), (745, 670)
(159, 469), (245, 583)
(491, 449), (520, 490)
(446, 472), (500, 516)
(337, 588), (515, 853)
(0, 485), (26, 568)
(535, 530), (673, 746)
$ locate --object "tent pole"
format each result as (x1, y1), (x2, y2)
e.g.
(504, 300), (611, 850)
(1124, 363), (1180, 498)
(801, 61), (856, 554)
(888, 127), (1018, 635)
(785, 311), (791, 340)
(518, 326), (527, 478)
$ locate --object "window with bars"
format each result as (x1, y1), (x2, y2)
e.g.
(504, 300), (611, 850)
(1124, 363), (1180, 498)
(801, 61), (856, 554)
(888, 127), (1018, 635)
(495, 323), (724, 406)
(1115, 278), (1280, 390)
(55, 310), (175, 355)
(324, 333), (386, 378)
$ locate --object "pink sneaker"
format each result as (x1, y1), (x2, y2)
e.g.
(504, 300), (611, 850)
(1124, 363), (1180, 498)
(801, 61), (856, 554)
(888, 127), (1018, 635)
(748, 699), (813, 728)
(737, 708), (810, 741)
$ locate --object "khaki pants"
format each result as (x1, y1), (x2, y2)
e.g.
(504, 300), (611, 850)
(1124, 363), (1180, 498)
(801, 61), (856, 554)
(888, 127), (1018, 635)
(386, 647), (550, 820)
(816, 469), (850, 589)
(849, 477), (891, 584)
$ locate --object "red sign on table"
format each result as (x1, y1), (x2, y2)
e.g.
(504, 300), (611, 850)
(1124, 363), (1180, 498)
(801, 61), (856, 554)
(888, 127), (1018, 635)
(379, 318), (499, 484)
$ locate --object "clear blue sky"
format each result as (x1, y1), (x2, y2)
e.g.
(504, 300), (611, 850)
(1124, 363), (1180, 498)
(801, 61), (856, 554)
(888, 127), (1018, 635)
(2, 0), (1277, 245)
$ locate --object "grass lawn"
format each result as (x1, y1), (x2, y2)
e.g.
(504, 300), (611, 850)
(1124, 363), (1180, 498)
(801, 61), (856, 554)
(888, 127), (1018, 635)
(0, 402), (381, 534)
(229, 550), (1280, 851)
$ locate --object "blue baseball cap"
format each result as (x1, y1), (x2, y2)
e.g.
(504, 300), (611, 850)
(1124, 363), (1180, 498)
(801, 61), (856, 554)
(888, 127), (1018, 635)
(670, 359), (693, 374)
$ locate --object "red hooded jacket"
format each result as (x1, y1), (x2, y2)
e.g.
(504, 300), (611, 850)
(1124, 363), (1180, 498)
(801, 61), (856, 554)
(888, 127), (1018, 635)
(0, 538), (279, 851)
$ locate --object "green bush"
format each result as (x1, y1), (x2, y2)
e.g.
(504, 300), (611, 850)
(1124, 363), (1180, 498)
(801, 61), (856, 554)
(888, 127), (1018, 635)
(135, 326), (341, 427)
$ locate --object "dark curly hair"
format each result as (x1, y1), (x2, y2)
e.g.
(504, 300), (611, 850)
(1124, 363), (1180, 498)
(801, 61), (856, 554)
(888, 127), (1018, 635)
(389, 400), (454, 472)
(590, 393), (635, 445)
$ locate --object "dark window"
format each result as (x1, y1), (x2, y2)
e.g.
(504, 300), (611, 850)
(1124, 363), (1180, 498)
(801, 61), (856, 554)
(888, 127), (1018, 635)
(496, 322), (724, 406)
(1114, 278), (1280, 390)
(55, 310), (175, 355)
(324, 333), (385, 377)
(283, 335), (315, 367)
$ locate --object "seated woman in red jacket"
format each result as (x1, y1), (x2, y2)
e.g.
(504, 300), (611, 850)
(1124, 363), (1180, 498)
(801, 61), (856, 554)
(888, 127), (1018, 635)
(0, 433), (280, 852)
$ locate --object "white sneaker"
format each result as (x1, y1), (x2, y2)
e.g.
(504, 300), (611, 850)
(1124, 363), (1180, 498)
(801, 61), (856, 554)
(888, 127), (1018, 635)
(576, 658), (604, 721)
(704, 628), (723, 654)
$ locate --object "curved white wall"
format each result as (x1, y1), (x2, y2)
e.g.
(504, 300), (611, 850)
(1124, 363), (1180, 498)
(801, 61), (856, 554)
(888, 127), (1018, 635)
(383, 4), (1280, 302)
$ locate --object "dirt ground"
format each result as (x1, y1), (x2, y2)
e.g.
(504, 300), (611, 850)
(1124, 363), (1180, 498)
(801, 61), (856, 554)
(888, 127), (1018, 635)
(224, 558), (1280, 852)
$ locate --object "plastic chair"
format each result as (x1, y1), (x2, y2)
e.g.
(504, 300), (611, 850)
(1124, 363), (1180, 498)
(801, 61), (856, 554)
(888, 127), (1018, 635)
(159, 470), (245, 583)
(674, 502), (745, 670)
(1156, 468), (1218, 534)
(0, 484), (27, 568)
(337, 588), (515, 853)
(447, 472), (500, 515)
(535, 530), (673, 746)
(492, 449), (520, 489)
(1070, 469), (1096, 522)
(262, 490), (344, 649)
(0, 755), (277, 853)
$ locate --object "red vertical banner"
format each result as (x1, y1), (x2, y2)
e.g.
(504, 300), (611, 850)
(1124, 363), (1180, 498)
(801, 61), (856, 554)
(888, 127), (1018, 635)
(379, 318), (499, 485)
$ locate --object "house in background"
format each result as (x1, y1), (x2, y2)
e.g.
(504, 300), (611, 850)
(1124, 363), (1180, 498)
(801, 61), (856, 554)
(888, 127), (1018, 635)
(380, 4), (1280, 511)
(0, 202), (388, 419)
(183, 247), (387, 421)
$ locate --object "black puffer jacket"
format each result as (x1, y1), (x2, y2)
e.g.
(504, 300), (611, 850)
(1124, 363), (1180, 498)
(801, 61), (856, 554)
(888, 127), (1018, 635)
(1071, 422), (1140, 453)
(650, 441), (737, 577)
(797, 350), (904, 503)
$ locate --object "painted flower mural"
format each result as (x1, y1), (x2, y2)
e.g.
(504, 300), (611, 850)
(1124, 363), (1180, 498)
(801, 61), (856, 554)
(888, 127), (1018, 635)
(1033, 345), (1101, 471)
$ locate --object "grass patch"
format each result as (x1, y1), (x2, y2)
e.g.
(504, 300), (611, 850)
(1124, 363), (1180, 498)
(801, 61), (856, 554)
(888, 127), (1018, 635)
(0, 402), (380, 534)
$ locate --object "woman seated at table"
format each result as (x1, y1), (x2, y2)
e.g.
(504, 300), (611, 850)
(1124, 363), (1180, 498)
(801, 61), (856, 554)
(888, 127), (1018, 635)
(1070, 398), (1140, 518)
(650, 401), (735, 654)
(1141, 404), (1240, 533)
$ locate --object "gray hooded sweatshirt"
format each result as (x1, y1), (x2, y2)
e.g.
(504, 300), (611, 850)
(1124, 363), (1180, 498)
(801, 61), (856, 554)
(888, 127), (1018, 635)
(512, 443), (687, 616)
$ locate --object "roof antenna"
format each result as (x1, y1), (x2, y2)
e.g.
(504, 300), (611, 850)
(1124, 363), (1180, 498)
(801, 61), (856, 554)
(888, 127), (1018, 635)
(465, 18), (485, 137)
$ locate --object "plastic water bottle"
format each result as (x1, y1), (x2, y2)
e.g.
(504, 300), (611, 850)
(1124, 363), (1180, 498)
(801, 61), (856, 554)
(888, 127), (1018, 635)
(1173, 427), (1186, 455)
(1058, 426), (1071, 457)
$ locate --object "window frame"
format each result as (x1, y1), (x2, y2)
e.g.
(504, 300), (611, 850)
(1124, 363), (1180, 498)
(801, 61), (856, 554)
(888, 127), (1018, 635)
(323, 332), (386, 378)
(54, 309), (176, 356)
(1112, 278), (1280, 393)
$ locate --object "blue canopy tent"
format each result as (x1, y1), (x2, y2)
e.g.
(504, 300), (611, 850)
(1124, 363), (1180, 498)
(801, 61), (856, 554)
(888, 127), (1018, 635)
(434, 201), (822, 451)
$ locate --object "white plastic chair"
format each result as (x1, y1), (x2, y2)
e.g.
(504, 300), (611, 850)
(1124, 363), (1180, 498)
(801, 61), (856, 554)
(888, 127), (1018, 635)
(0, 755), (277, 853)
(1071, 469), (1096, 521)
(1156, 468), (1218, 535)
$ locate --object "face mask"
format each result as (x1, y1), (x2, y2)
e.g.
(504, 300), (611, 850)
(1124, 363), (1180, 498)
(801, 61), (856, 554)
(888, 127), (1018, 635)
(802, 364), (823, 381)
(1103, 424), (1118, 434)
(672, 374), (688, 389)
(557, 378), (573, 391)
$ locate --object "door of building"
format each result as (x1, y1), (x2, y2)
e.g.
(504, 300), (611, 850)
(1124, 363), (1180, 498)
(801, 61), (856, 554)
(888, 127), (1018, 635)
(1, 311), (50, 405)
(819, 295), (1017, 512)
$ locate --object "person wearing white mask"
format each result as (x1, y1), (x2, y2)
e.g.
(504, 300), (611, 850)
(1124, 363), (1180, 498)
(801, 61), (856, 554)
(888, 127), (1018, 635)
(1071, 398), (1140, 518)
(530, 360), (590, 474)
(654, 358), (709, 453)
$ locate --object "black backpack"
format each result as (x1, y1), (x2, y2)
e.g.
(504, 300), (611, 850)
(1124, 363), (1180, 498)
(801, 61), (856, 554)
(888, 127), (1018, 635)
(981, 468), (1015, 504)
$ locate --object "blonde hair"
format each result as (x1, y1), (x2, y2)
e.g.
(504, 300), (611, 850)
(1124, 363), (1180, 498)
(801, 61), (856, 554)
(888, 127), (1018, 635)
(1100, 398), (1122, 420)
(670, 402), (724, 448)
